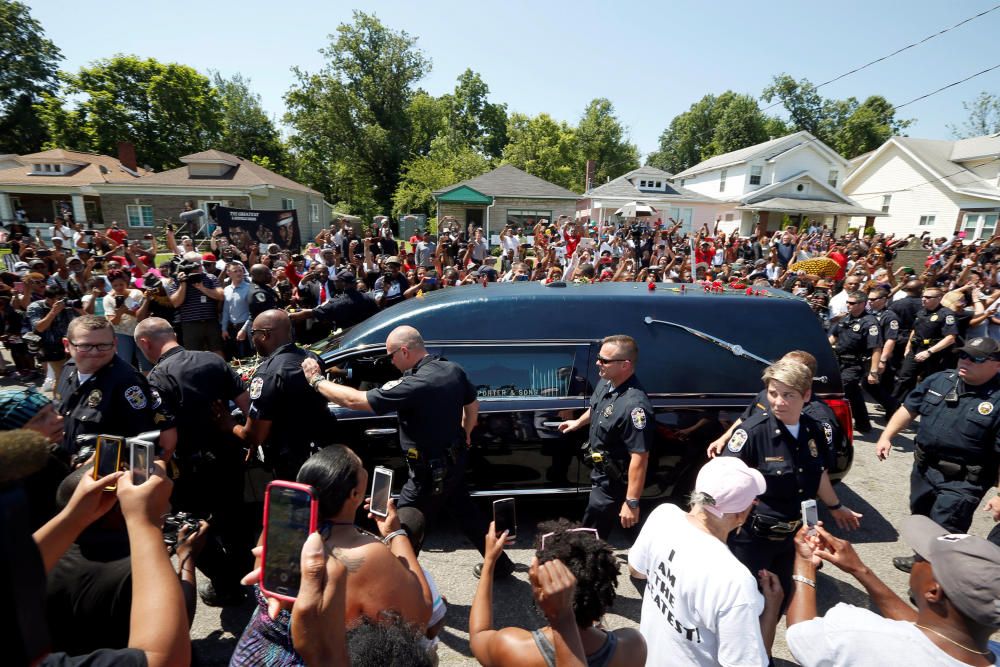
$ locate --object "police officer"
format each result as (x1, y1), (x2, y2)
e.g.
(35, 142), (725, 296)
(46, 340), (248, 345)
(877, 336), (1000, 570)
(134, 317), (252, 607)
(721, 358), (861, 602)
(237, 264), (279, 346)
(868, 287), (903, 416)
(301, 325), (516, 579)
(289, 269), (379, 331)
(557, 334), (653, 540)
(54, 314), (176, 461)
(827, 291), (882, 433)
(892, 287), (959, 402)
(230, 309), (336, 480)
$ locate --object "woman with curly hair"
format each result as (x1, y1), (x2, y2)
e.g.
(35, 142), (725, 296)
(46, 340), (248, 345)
(469, 518), (646, 666)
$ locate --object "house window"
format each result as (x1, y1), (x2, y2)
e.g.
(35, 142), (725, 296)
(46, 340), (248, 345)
(828, 169), (839, 188)
(881, 195), (892, 213)
(655, 181), (662, 188)
(963, 213), (999, 241)
(281, 198), (295, 210)
(749, 165), (762, 186)
(667, 207), (694, 227)
(918, 215), (936, 226)
(680, 179), (686, 187)
(507, 209), (553, 232)
(126, 204), (155, 228)
(310, 203), (320, 224)
(719, 170), (727, 192)
(724, 213), (734, 222)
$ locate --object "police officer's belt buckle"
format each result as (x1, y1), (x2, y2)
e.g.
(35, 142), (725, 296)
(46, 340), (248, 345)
(428, 457), (447, 496)
(406, 447), (421, 462)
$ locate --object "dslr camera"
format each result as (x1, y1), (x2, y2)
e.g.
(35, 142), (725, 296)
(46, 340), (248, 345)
(162, 511), (208, 548)
(61, 298), (84, 309)
(176, 261), (203, 284)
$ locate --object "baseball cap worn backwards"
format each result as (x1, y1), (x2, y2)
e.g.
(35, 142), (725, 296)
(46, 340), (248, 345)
(694, 456), (766, 518)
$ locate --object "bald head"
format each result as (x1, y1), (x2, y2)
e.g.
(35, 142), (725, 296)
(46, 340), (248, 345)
(252, 309), (292, 355)
(387, 325), (424, 352)
(133, 317), (178, 363)
(904, 279), (923, 295)
(250, 264), (272, 285)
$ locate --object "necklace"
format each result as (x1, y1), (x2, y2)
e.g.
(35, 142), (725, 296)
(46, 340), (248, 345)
(913, 623), (991, 655)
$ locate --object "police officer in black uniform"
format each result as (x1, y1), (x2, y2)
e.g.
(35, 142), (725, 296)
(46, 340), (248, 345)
(889, 279), (924, 345)
(721, 358), (861, 603)
(134, 316), (252, 606)
(238, 264), (279, 344)
(828, 291), (882, 433)
(877, 336), (1000, 569)
(892, 287), (959, 402)
(868, 287), (903, 416)
(558, 334), (653, 540)
(54, 315), (176, 461)
(289, 269), (379, 331)
(301, 324), (516, 578)
(231, 309), (336, 481)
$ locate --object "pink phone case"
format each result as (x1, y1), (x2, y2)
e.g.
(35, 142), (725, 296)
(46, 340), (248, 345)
(259, 481), (319, 602)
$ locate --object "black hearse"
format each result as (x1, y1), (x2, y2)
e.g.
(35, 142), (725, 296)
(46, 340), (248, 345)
(309, 282), (852, 500)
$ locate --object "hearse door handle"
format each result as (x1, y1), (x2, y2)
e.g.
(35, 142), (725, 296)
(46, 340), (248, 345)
(365, 428), (398, 436)
(542, 421), (563, 428)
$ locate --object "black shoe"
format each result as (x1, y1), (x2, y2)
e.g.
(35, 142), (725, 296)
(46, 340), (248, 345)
(199, 582), (246, 607)
(892, 555), (915, 573)
(473, 562), (514, 580)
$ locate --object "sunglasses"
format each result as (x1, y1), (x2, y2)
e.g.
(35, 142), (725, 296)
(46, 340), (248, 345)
(846, 301), (864, 306)
(959, 351), (992, 364)
(250, 328), (272, 337)
(540, 527), (598, 551)
(596, 356), (629, 365)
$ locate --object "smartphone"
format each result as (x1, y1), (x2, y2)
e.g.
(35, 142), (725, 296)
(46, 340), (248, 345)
(130, 439), (155, 485)
(493, 497), (516, 539)
(801, 499), (819, 535)
(260, 481), (319, 602)
(13, 282), (23, 294)
(369, 466), (393, 517)
(93, 435), (123, 489)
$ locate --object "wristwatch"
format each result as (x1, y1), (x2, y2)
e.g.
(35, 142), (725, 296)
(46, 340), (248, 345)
(309, 375), (324, 389)
(625, 498), (640, 509)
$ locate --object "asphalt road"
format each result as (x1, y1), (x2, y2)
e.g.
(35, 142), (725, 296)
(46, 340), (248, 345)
(187, 403), (1000, 666)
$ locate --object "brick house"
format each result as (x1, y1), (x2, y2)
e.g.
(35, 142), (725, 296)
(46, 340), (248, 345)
(432, 164), (579, 243)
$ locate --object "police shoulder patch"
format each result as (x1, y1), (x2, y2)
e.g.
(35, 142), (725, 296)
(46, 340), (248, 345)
(890, 320), (899, 330)
(124, 385), (147, 409)
(254, 291), (267, 302)
(945, 314), (955, 325)
(822, 421), (834, 445)
(249, 376), (264, 400)
(728, 429), (748, 453)
(631, 407), (647, 430)
(381, 379), (403, 391)
(150, 388), (162, 410)
(869, 325), (879, 336)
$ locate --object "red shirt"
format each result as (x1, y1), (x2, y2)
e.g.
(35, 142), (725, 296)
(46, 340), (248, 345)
(107, 228), (128, 246)
(564, 230), (582, 257)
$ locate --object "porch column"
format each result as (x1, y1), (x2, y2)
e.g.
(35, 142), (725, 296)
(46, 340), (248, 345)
(0, 193), (12, 222)
(71, 194), (87, 223)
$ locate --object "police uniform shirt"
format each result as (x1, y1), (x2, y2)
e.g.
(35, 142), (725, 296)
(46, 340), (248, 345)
(366, 355), (477, 455)
(911, 306), (959, 349)
(873, 308), (901, 344)
(313, 290), (379, 330)
(587, 375), (654, 462)
(740, 390), (842, 456)
(904, 370), (1000, 463)
(55, 356), (169, 455)
(829, 312), (881, 357)
(147, 346), (245, 453)
(247, 342), (336, 453)
(889, 295), (922, 333)
(721, 411), (830, 521)
(247, 283), (279, 322)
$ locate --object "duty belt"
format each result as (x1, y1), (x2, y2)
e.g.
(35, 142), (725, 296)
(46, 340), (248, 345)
(751, 514), (802, 541)
(582, 442), (628, 484)
(917, 338), (941, 349)
(405, 443), (464, 495)
(914, 443), (989, 485)
(836, 353), (865, 364)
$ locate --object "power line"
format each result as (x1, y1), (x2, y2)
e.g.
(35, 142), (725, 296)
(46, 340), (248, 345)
(894, 63), (1000, 109)
(848, 155), (1000, 198)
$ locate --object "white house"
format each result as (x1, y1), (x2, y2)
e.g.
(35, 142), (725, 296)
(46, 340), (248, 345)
(842, 134), (1000, 241)
(576, 165), (724, 234)
(672, 130), (884, 235)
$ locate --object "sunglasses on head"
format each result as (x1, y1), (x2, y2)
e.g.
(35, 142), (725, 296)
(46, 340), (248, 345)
(540, 527), (598, 551)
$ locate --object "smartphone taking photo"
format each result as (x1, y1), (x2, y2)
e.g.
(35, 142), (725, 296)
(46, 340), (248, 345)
(93, 436), (123, 490)
(260, 481), (319, 602)
(369, 466), (393, 518)
(493, 497), (516, 539)
(801, 499), (819, 535)
(129, 440), (155, 485)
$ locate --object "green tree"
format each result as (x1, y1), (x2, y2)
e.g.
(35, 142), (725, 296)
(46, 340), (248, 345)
(707, 93), (774, 156)
(576, 98), (639, 187)
(0, 0), (62, 154)
(950, 92), (1000, 138)
(834, 95), (911, 158)
(407, 89), (449, 156)
(40, 55), (222, 170)
(212, 71), (287, 170)
(393, 135), (491, 216)
(502, 112), (580, 191)
(443, 69), (508, 159)
(285, 11), (430, 214)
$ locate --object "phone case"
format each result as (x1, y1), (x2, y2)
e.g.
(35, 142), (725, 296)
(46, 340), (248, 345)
(93, 436), (123, 490)
(260, 481), (319, 603)
(369, 466), (393, 517)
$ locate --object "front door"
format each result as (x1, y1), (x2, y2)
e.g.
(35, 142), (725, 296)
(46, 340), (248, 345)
(466, 208), (484, 231)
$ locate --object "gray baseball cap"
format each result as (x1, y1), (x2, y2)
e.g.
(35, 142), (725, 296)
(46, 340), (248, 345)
(900, 515), (1000, 627)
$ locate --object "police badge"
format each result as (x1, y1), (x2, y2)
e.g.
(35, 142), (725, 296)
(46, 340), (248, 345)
(852, 323), (861, 332)
(630, 407), (647, 430)
(86, 389), (103, 408)
(603, 404), (614, 418)
(808, 439), (818, 458)
(978, 401), (994, 416)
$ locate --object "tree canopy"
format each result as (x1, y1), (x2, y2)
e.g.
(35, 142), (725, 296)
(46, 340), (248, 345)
(212, 72), (287, 171)
(950, 92), (1000, 138)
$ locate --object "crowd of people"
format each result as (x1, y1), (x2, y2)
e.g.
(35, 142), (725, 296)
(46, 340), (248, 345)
(3, 209), (1000, 666)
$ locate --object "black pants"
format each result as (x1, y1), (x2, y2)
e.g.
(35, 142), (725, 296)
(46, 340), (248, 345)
(840, 363), (872, 432)
(396, 455), (514, 573)
(728, 519), (795, 611)
(893, 350), (949, 402)
(909, 463), (990, 535)
(867, 359), (902, 416)
(582, 474), (639, 542)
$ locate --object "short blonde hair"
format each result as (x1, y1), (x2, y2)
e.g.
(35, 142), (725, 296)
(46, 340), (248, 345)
(762, 359), (812, 396)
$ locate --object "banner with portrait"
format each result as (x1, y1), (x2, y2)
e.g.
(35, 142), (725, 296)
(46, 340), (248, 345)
(211, 206), (302, 254)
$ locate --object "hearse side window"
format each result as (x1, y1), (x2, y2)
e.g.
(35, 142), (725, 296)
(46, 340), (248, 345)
(334, 351), (402, 392)
(430, 345), (588, 399)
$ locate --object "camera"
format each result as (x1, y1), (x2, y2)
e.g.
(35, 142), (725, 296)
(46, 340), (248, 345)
(114, 295), (126, 308)
(162, 511), (207, 547)
(61, 298), (84, 309)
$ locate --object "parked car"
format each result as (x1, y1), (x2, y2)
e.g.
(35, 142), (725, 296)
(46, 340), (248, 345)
(309, 282), (852, 500)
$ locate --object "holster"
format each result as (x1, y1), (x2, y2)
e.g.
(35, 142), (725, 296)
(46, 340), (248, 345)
(915, 444), (990, 485)
(751, 514), (802, 541)
(406, 445), (460, 496)
(583, 443), (627, 484)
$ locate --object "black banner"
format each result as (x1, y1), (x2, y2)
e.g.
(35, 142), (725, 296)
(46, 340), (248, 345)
(211, 206), (301, 254)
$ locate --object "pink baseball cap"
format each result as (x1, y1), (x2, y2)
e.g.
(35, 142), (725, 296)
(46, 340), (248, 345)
(695, 457), (766, 517)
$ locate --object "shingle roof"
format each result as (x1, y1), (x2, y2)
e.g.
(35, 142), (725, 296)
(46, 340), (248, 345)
(133, 150), (320, 195)
(673, 131), (817, 179)
(736, 197), (886, 217)
(949, 133), (1000, 161)
(895, 137), (1000, 195)
(434, 164), (579, 199)
(0, 149), (148, 186)
(585, 166), (716, 202)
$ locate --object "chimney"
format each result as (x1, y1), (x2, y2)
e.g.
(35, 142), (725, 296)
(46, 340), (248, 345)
(117, 141), (138, 173)
(585, 159), (597, 192)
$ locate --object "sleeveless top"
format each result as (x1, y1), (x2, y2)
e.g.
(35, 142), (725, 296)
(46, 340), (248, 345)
(530, 627), (618, 667)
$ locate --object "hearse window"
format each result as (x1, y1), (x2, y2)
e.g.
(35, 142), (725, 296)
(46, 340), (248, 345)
(431, 345), (588, 398)
(333, 351), (402, 391)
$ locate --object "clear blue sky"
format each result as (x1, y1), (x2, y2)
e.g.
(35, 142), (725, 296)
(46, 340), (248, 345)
(25, 0), (1000, 158)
